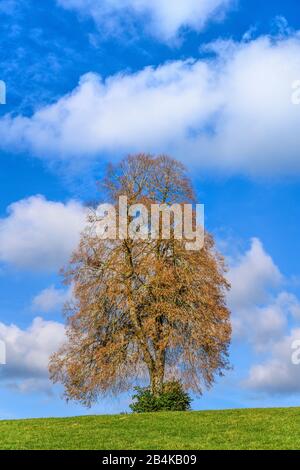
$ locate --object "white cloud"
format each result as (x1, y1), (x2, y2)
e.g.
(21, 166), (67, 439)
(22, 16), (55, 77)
(0, 64), (218, 159)
(240, 292), (300, 352)
(0, 195), (86, 272)
(228, 238), (285, 350)
(32, 285), (73, 313)
(57, 0), (233, 42)
(245, 328), (300, 395)
(228, 238), (282, 311)
(227, 238), (300, 394)
(1, 31), (300, 176)
(7, 378), (56, 396)
(0, 317), (65, 393)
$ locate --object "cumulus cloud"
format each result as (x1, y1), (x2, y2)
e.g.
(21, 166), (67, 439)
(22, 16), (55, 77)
(57, 0), (233, 42)
(245, 328), (300, 395)
(228, 238), (285, 350)
(0, 195), (86, 272)
(240, 292), (300, 352)
(32, 285), (73, 313)
(1, 31), (300, 175)
(227, 238), (300, 394)
(228, 238), (282, 311)
(0, 317), (65, 393)
(0, 64), (217, 159)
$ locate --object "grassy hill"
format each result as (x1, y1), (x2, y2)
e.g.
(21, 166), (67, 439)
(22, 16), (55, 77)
(1, 407), (300, 450)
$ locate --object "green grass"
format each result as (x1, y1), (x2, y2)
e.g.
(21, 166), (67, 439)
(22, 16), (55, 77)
(0, 407), (300, 450)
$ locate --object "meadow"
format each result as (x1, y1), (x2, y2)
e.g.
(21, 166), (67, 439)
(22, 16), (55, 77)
(0, 407), (299, 450)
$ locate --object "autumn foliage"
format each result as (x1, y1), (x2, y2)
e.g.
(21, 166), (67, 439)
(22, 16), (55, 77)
(49, 154), (231, 406)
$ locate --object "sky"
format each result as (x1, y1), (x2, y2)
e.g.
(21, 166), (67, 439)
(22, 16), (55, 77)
(1, 0), (300, 419)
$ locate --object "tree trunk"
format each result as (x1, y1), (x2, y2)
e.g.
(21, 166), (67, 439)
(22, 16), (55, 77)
(150, 352), (165, 396)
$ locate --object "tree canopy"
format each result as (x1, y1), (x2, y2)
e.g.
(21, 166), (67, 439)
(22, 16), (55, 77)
(49, 154), (231, 406)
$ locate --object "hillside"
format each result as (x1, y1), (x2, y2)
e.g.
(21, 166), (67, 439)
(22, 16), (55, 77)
(1, 407), (300, 450)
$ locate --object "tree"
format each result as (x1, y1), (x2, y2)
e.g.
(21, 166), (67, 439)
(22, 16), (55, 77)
(49, 154), (231, 407)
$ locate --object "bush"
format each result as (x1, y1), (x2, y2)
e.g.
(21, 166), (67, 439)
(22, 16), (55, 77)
(130, 381), (191, 413)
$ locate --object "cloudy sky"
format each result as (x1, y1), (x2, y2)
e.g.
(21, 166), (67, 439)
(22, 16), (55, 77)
(1, 0), (300, 418)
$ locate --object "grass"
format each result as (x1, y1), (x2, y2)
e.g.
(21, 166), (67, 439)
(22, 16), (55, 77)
(0, 407), (300, 450)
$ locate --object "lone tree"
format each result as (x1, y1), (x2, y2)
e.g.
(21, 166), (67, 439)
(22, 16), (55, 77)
(49, 154), (231, 406)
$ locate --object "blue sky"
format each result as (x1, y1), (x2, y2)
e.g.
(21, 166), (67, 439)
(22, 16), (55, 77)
(1, 0), (300, 419)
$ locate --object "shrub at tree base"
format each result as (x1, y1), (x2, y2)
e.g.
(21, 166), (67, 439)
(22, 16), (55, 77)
(130, 381), (191, 413)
